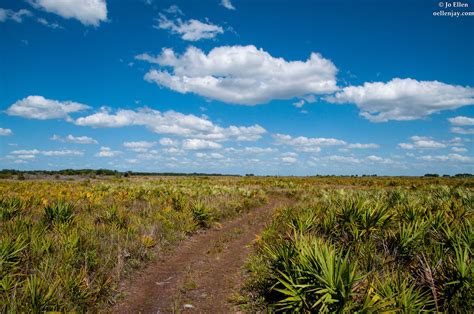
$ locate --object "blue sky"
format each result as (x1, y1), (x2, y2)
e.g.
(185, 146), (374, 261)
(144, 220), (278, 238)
(0, 0), (473, 175)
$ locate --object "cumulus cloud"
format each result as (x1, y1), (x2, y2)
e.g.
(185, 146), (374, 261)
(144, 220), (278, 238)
(448, 116), (474, 134)
(419, 154), (473, 163)
(398, 136), (446, 150)
(136, 45), (338, 105)
(281, 156), (297, 163)
(182, 139), (221, 150)
(156, 13), (223, 41)
(450, 127), (474, 135)
(0, 8), (32, 23)
(0, 128), (13, 136)
(9, 148), (83, 158)
(6, 95), (89, 120)
(75, 107), (266, 141)
(28, 0), (107, 26)
(325, 78), (474, 122)
(123, 141), (156, 152)
(51, 134), (98, 144)
(347, 143), (379, 149)
(448, 116), (474, 126)
(95, 146), (121, 157)
(274, 133), (346, 152)
(452, 147), (468, 153)
(220, 0), (236, 10)
(326, 155), (362, 164)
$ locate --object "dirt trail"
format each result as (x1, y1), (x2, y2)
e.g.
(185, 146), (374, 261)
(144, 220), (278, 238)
(111, 196), (289, 313)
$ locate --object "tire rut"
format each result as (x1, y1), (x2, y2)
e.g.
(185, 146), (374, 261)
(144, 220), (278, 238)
(110, 196), (289, 313)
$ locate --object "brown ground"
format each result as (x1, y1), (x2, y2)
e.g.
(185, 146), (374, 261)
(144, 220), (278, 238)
(110, 196), (290, 313)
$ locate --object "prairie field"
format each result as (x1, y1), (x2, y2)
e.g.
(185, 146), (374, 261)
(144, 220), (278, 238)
(0, 175), (473, 312)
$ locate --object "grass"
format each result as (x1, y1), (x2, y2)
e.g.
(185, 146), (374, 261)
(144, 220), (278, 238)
(0, 176), (267, 312)
(0, 175), (472, 311)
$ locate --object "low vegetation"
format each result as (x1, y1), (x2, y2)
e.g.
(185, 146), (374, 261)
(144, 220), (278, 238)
(244, 183), (473, 312)
(0, 176), (266, 311)
(0, 175), (472, 312)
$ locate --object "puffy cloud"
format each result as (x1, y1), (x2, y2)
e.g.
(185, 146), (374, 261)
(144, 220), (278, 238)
(448, 116), (474, 126)
(41, 149), (84, 156)
(0, 8), (32, 23)
(136, 45), (338, 105)
(6, 95), (89, 120)
(0, 128), (13, 136)
(182, 139), (221, 150)
(159, 137), (178, 146)
(326, 155), (362, 164)
(347, 143), (379, 149)
(28, 0), (107, 26)
(95, 146), (121, 157)
(123, 141), (156, 152)
(398, 136), (447, 149)
(163, 5), (183, 15)
(281, 156), (297, 163)
(419, 154), (473, 163)
(366, 155), (394, 164)
(36, 17), (62, 29)
(452, 147), (468, 153)
(51, 134), (98, 144)
(448, 116), (474, 134)
(156, 13), (223, 41)
(220, 0), (235, 10)
(221, 0), (235, 10)
(450, 127), (474, 135)
(75, 107), (266, 141)
(9, 148), (83, 157)
(325, 78), (474, 122)
(274, 133), (346, 152)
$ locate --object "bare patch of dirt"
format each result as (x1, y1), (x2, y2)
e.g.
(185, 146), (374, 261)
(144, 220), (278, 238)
(110, 197), (291, 313)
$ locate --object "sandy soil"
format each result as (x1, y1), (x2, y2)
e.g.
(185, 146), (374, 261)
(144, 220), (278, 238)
(110, 197), (290, 313)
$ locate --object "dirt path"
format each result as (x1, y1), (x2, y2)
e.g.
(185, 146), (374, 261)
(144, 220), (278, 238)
(111, 196), (289, 313)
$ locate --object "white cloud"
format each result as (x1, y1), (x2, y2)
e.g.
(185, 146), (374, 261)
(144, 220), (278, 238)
(136, 45), (338, 105)
(123, 141), (156, 152)
(156, 13), (223, 41)
(220, 0), (235, 10)
(29, 0), (107, 26)
(182, 139), (221, 150)
(196, 152), (224, 159)
(7, 95), (89, 120)
(347, 143), (379, 149)
(0, 8), (32, 23)
(281, 156), (297, 163)
(398, 136), (447, 149)
(0, 128), (13, 136)
(95, 146), (121, 157)
(163, 5), (183, 15)
(51, 134), (98, 144)
(419, 154), (473, 163)
(326, 155), (362, 164)
(292, 99), (305, 108)
(9, 148), (83, 157)
(451, 127), (474, 135)
(448, 116), (474, 126)
(448, 116), (474, 134)
(159, 137), (178, 146)
(75, 107), (266, 141)
(274, 133), (346, 152)
(325, 78), (474, 122)
(452, 147), (468, 153)
(42, 149), (84, 156)
(37, 17), (62, 29)
(366, 155), (394, 164)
